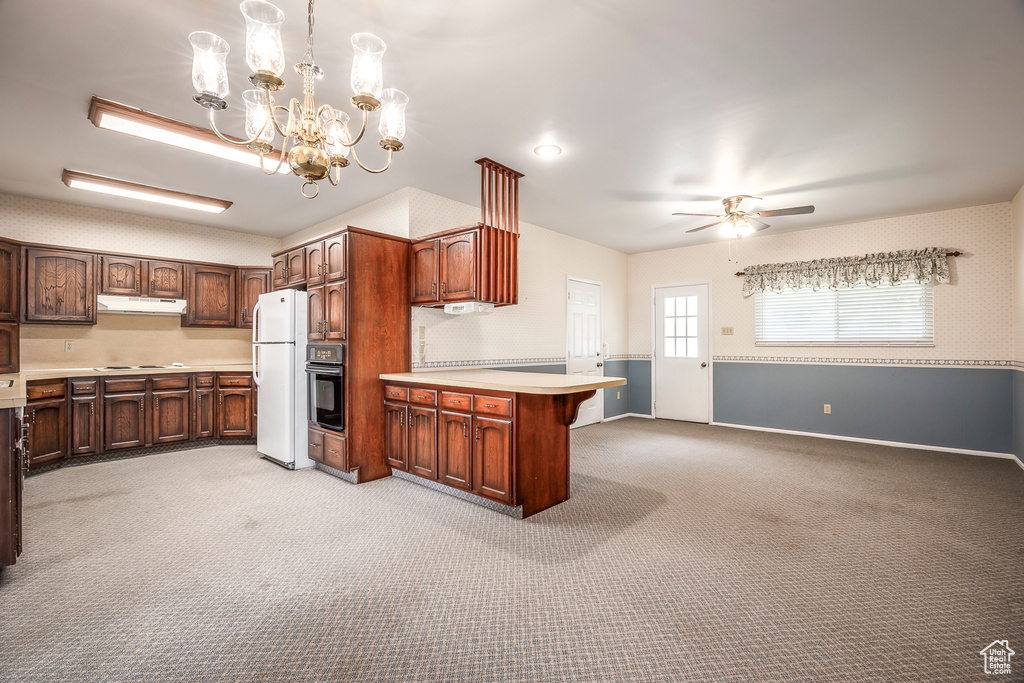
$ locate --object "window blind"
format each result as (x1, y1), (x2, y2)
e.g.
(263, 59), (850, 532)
(754, 282), (934, 346)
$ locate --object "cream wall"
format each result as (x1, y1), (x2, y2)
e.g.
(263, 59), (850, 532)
(1013, 186), (1024, 364)
(0, 193), (279, 266)
(281, 188), (411, 248)
(628, 203), (1013, 363)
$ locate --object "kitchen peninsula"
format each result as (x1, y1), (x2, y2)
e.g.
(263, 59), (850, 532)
(379, 369), (626, 517)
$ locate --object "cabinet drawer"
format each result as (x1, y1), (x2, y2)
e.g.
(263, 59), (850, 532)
(70, 379), (97, 396)
(103, 377), (147, 393)
(472, 395), (512, 417)
(323, 432), (347, 472)
(194, 373), (215, 388)
(27, 380), (66, 401)
(151, 374), (190, 390)
(440, 392), (472, 411)
(218, 374), (251, 388)
(409, 388), (437, 406)
(308, 426), (325, 464)
(384, 385), (409, 401)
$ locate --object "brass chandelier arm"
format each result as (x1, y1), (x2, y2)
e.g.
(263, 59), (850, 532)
(207, 107), (269, 148)
(258, 137), (291, 176)
(349, 144), (394, 174)
(325, 164), (343, 186)
(265, 89), (299, 139)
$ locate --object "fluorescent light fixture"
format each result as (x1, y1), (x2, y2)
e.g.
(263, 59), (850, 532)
(88, 96), (290, 174)
(533, 144), (562, 158)
(62, 170), (232, 214)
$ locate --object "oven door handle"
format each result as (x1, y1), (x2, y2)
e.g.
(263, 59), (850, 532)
(305, 364), (344, 376)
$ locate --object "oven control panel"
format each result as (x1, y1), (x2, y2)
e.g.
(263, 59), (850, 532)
(307, 344), (344, 363)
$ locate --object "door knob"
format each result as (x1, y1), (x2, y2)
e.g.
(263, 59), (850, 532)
(701, 362), (707, 368)
(596, 362), (603, 367)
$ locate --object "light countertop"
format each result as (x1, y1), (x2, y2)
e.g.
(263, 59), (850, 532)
(379, 369), (627, 395)
(0, 363), (253, 409)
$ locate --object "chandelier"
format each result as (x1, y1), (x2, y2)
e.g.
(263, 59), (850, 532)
(188, 0), (407, 198)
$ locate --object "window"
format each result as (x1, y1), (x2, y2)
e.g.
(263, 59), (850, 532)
(664, 295), (698, 357)
(754, 282), (934, 346)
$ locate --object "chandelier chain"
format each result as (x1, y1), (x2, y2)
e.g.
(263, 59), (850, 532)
(304, 0), (315, 65)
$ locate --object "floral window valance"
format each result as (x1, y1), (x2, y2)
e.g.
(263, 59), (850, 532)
(742, 247), (951, 296)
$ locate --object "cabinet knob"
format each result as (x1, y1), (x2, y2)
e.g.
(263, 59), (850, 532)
(476, 424), (480, 441)
(90, 402), (94, 416)
(462, 422), (467, 438)
(441, 282), (446, 295)
(155, 397), (159, 410)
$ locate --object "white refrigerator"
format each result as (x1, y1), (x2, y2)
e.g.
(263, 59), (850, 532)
(252, 290), (314, 469)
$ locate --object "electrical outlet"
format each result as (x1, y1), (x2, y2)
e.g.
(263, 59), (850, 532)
(64, 340), (74, 352)
(721, 326), (734, 335)
(824, 404), (831, 414)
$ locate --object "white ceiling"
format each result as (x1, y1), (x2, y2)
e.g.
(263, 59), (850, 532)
(2, 0), (1023, 254)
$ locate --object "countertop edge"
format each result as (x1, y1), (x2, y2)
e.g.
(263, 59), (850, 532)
(379, 371), (627, 395)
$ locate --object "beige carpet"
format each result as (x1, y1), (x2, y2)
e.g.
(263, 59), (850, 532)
(1, 418), (1021, 682)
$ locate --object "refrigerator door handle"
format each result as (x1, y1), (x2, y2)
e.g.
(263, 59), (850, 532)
(252, 300), (262, 344)
(253, 345), (261, 386)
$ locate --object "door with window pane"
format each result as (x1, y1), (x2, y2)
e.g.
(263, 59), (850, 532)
(654, 284), (710, 422)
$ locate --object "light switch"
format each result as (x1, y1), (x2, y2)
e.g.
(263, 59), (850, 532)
(721, 326), (734, 335)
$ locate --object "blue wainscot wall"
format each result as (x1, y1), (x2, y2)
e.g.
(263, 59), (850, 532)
(713, 362), (1013, 454)
(484, 362), (631, 420)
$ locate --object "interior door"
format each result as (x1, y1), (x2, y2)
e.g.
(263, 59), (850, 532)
(654, 284), (710, 422)
(567, 278), (602, 428)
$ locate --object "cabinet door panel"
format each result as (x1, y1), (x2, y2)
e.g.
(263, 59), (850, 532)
(0, 241), (18, 321)
(410, 240), (439, 304)
(306, 241), (325, 286)
(408, 406), (437, 480)
(0, 323), (19, 374)
(103, 393), (145, 451)
(307, 285), (325, 341)
(186, 265), (235, 327)
(148, 261), (185, 298)
(439, 411), (472, 490)
(473, 416), (512, 503)
(24, 248), (96, 323)
(100, 256), (143, 296)
(440, 232), (477, 302)
(384, 402), (407, 470)
(237, 268), (271, 328)
(217, 388), (251, 437)
(193, 387), (215, 440)
(308, 426), (325, 463)
(153, 389), (190, 444)
(323, 432), (347, 472)
(324, 234), (347, 282)
(272, 254), (289, 289)
(287, 248), (306, 286)
(70, 396), (98, 456)
(27, 398), (68, 467)
(323, 281), (346, 342)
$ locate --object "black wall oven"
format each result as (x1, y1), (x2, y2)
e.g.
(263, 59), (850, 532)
(306, 344), (345, 432)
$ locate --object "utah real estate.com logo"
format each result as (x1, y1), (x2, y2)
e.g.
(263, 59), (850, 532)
(980, 640), (1014, 675)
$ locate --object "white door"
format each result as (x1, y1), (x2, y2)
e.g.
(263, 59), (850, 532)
(654, 284), (710, 422)
(567, 278), (603, 428)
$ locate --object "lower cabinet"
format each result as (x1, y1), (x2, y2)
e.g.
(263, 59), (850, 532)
(217, 374), (252, 438)
(69, 378), (99, 456)
(408, 407), (437, 480)
(103, 391), (146, 451)
(193, 373), (216, 440)
(152, 389), (190, 444)
(473, 416), (513, 503)
(308, 425), (347, 471)
(384, 401), (408, 470)
(26, 379), (68, 469)
(438, 411), (472, 490)
(1, 408), (23, 567)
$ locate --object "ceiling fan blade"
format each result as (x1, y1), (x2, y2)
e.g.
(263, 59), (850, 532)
(686, 221), (725, 233)
(750, 218), (771, 231)
(751, 205), (815, 218)
(672, 212), (725, 217)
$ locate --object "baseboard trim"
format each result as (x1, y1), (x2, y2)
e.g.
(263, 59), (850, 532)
(603, 413), (654, 422)
(711, 421), (1021, 464)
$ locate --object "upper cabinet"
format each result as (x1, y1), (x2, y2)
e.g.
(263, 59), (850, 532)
(237, 268), (271, 329)
(99, 257), (184, 299)
(324, 234), (347, 282)
(0, 241), (17, 321)
(184, 264), (235, 327)
(440, 230), (478, 302)
(306, 241), (325, 287)
(410, 225), (516, 308)
(271, 246), (306, 290)
(410, 240), (439, 305)
(23, 248), (96, 324)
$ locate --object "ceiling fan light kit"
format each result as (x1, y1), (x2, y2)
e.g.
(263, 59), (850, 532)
(189, 0), (408, 199)
(673, 195), (815, 238)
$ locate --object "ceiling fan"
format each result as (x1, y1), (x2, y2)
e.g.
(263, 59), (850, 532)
(672, 195), (814, 237)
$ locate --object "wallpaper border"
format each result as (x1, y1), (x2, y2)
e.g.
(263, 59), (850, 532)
(713, 355), (1013, 368)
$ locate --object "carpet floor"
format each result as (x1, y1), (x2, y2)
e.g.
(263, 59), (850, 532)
(1, 418), (1022, 682)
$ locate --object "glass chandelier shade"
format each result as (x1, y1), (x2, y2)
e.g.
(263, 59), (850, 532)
(241, 0), (286, 76)
(189, 31), (230, 99)
(720, 216), (755, 238)
(378, 88), (408, 141)
(188, 0), (407, 198)
(243, 89), (275, 145)
(350, 33), (386, 98)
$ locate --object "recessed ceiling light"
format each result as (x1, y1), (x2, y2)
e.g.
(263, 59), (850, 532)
(88, 97), (290, 174)
(62, 169), (232, 214)
(533, 144), (562, 158)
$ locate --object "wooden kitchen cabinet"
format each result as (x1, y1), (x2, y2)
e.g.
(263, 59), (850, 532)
(193, 387), (215, 440)
(0, 323), (19, 374)
(147, 261), (185, 298)
(410, 240), (439, 304)
(440, 230), (478, 302)
(217, 374), (252, 437)
(307, 285), (325, 341)
(237, 267), (271, 328)
(272, 247), (306, 289)
(408, 406), (438, 480)
(0, 408), (23, 567)
(184, 264), (236, 327)
(438, 411), (472, 490)
(99, 256), (144, 296)
(323, 281), (346, 342)
(26, 395), (67, 469)
(103, 392), (146, 451)
(306, 241), (325, 286)
(473, 416), (513, 504)
(0, 240), (18, 321)
(307, 425), (325, 463)
(384, 402), (408, 470)
(152, 389), (190, 444)
(23, 247), (96, 324)
(70, 378), (99, 457)
(324, 234), (347, 282)
(272, 253), (289, 289)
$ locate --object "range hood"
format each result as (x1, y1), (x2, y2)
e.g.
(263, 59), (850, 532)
(96, 295), (187, 316)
